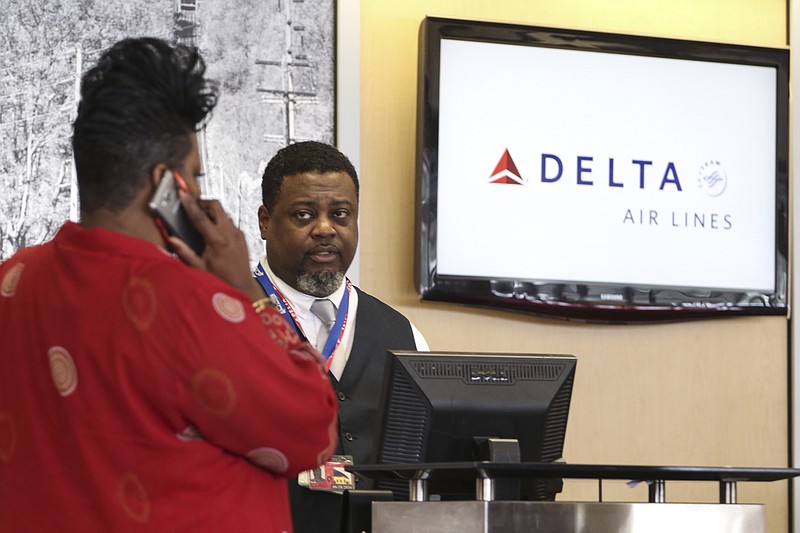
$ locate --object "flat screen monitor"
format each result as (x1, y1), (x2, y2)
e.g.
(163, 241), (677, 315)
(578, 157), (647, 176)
(415, 17), (789, 322)
(372, 351), (577, 501)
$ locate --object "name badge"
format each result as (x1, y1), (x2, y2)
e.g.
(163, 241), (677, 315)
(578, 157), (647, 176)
(298, 455), (355, 493)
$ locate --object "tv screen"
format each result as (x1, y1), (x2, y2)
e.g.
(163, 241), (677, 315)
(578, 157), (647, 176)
(372, 351), (576, 501)
(415, 17), (789, 322)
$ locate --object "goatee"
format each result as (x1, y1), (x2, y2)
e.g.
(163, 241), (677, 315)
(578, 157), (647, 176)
(297, 270), (344, 297)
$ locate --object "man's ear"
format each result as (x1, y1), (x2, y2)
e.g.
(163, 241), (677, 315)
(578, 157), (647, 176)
(257, 205), (270, 240)
(150, 163), (170, 189)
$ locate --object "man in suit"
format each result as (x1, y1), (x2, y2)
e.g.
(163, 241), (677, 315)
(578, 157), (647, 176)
(256, 141), (428, 533)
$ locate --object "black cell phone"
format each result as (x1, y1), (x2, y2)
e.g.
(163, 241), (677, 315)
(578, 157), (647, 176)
(148, 169), (206, 256)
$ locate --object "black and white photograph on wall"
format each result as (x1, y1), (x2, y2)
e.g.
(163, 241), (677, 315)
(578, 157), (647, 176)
(0, 0), (335, 262)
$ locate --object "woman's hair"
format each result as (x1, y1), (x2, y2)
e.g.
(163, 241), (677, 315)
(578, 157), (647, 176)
(72, 37), (217, 213)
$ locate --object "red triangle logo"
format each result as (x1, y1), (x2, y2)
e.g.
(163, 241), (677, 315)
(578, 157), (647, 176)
(489, 149), (523, 184)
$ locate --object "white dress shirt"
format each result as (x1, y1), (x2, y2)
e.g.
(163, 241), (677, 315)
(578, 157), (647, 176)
(259, 257), (428, 380)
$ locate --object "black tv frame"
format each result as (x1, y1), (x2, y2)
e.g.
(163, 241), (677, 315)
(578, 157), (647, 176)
(414, 17), (789, 323)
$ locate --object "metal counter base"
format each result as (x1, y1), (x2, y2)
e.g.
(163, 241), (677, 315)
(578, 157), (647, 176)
(371, 501), (764, 533)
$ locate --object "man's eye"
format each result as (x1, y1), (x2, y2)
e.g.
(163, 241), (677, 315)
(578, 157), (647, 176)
(296, 211), (313, 221)
(333, 210), (350, 219)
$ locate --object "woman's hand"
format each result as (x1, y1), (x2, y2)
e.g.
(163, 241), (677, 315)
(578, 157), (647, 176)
(169, 190), (263, 301)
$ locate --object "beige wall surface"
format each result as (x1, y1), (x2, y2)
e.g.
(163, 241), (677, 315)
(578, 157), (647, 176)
(358, 1), (790, 532)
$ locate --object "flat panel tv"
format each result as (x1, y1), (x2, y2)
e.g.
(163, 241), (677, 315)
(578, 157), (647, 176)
(415, 17), (789, 322)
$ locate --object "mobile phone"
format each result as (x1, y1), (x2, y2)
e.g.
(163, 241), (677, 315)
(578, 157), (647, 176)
(148, 169), (206, 256)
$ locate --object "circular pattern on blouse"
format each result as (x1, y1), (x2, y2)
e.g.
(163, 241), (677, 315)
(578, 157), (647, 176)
(190, 368), (237, 416)
(48, 346), (78, 397)
(211, 293), (246, 323)
(1, 263), (24, 297)
(117, 471), (151, 524)
(246, 447), (289, 474)
(0, 411), (16, 461)
(122, 277), (157, 331)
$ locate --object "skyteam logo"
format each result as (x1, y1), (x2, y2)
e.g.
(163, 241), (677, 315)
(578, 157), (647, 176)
(697, 160), (727, 197)
(488, 149), (525, 185)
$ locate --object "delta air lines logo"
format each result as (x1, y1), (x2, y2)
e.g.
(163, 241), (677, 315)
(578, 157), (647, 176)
(480, 144), (734, 232)
(488, 149), (525, 185)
